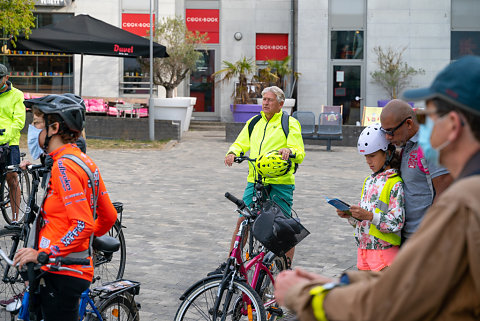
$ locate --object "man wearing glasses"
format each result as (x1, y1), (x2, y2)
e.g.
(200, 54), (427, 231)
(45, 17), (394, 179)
(274, 55), (480, 321)
(380, 99), (452, 243)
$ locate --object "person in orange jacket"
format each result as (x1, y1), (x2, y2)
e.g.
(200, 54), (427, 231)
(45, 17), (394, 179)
(13, 94), (117, 321)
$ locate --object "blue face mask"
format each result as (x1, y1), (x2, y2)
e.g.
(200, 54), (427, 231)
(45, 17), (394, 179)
(418, 116), (450, 166)
(27, 124), (44, 160)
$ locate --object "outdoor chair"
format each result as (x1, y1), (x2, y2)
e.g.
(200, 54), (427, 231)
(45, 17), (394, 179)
(321, 105), (343, 115)
(316, 112), (343, 151)
(292, 111), (316, 136)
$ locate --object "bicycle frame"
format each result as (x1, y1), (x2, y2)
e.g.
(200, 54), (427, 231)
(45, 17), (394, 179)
(79, 288), (103, 320)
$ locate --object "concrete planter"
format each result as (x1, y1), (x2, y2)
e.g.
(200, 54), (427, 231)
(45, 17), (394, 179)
(151, 97), (196, 132)
(256, 98), (295, 115)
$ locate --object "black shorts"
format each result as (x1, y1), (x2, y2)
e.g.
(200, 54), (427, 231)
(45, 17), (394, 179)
(38, 273), (90, 321)
(7, 145), (20, 166)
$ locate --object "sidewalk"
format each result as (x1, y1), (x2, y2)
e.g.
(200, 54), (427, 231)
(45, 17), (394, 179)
(79, 131), (368, 319)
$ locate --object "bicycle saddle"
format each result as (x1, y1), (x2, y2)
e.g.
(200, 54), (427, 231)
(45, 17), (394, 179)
(93, 235), (120, 253)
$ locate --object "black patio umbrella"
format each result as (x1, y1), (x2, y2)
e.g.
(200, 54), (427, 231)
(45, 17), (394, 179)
(10, 14), (167, 95)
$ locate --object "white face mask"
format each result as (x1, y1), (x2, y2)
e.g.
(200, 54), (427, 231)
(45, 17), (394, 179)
(27, 124), (44, 160)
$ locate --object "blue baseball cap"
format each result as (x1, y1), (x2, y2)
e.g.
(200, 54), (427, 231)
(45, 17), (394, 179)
(402, 55), (480, 116)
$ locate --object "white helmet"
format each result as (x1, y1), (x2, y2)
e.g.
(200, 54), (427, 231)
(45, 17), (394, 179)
(357, 124), (389, 155)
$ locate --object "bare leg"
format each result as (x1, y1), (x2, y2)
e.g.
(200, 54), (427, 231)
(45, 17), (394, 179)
(6, 172), (20, 222)
(229, 216), (245, 253)
(285, 247), (295, 268)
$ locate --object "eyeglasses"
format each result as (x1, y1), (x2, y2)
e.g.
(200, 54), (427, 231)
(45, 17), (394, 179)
(380, 116), (412, 136)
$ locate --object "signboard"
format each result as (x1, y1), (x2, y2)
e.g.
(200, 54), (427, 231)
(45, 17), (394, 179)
(186, 9), (220, 44)
(362, 106), (384, 126)
(256, 33), (288, 61)
(122, 13), (155, 37)
(36, 0), (71, 6)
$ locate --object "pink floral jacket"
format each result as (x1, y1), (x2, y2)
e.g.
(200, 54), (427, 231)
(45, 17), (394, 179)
(348, 169), (405, 250)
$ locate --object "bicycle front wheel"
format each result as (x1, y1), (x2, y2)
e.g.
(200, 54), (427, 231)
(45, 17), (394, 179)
(1, 169), (31, 225)
(0, 228), (26, 320)
(86, 294), (139, 321)
(93, 220), (126, 284)
(175, 277), (266, 321)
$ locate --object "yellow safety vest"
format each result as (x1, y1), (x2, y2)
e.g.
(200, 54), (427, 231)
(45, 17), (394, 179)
(361, 174), (403, 246)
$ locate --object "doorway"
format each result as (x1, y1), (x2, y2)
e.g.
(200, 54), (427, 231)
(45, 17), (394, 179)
(190, 49), (217, 118)
(331, 64), (362, 125)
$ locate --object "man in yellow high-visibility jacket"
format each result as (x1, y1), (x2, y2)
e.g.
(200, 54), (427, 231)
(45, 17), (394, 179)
(0, 63), (26, 223)
(209, 86), (305, 275)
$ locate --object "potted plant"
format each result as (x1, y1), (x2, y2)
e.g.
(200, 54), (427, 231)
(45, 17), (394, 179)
(255, 56), (301, 115)
(212, 56), (260, 122)
(370, 46), (424, 107)
(139, 16), (207, 132)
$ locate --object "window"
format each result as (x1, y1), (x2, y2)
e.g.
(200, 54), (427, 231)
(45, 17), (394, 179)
(451, 0), (480, 60)
(331, 31), (364, 59)
(1, 13), (74, 93)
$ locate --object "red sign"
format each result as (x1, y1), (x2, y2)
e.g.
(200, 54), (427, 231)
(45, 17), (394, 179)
(122, 13), (154, 37)
(186, 9), (219, 44)
(256, 34), (289, 61)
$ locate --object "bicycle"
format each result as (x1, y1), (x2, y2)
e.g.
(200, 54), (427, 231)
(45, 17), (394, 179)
(0, 248), (140, 321)
(0, 162), (126, 319)
(0, 144), (30, 225)
(175, 154), (308, 321)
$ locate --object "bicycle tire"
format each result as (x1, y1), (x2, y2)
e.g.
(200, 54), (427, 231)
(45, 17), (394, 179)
(85, 294), (139, 321)
(1, 169), (31, 225)
(255, 253), (287, 321)
(175, 276), (266, 321)
(0, 228), (26, 320)
(92, 220), (126, 284)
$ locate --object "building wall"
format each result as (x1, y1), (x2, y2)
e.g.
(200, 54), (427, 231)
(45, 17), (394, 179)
(297, 0), (329, 114)
(365, 0), (451, 108)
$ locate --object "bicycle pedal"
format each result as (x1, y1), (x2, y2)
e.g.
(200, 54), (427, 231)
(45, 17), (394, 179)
(267, 306), (283, 317)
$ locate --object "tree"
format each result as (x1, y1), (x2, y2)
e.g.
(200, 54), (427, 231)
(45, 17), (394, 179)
(370, 46), (425, 99)
(266, 56), (301, 97)
(0, 0), (36, 43)
(212, 56), (257, 105)
(139, 16), (207, 98)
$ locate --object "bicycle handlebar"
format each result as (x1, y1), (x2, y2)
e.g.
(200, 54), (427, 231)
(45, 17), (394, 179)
(234, 152), (296, 164)
(225, 192), (246, 209)
(0, 249), (87, 274)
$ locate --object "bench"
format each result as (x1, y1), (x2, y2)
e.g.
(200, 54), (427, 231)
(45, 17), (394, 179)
(292, 111), (343, 151)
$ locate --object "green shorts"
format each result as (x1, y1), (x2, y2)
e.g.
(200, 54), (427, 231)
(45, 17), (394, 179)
(242, 183), (295, 216)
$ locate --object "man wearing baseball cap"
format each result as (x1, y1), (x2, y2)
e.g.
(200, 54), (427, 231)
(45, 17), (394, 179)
(274, 55), (480, 320)
(0, 63), (26, 223)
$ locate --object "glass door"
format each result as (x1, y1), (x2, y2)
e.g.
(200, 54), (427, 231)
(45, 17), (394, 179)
(331, 64), (362, 125)
(190, 50), (215, 114)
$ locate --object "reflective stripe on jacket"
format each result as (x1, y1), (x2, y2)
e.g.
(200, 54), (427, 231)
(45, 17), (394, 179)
(227, 111), (305, 185)
(0, 83), (26, 145)
(361, 174), (403, 246)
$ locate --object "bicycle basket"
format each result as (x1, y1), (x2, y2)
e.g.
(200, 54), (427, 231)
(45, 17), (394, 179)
(251, 201), (310, 257)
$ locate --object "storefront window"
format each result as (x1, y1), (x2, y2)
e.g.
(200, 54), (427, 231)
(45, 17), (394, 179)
(331, 31), (364, 59)
(451, 31), (480, 60)
(121, 58), (150, 95)
(451, 0), (480, 60)
(1, 13), (74, 93)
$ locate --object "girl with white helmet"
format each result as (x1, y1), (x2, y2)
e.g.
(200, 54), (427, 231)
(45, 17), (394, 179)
(337, 124), (405, 271)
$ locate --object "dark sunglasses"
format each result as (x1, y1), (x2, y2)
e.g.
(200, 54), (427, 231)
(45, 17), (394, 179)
(380, 116), (412, 136)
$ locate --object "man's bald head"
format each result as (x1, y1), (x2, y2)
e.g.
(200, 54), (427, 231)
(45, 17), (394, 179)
(381, 99), (415, 124)
(380, 99), (418, 146)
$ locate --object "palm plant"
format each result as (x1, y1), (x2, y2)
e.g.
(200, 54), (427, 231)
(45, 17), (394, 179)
(266, 56), (301, 97)
(212, 56), (257, 105)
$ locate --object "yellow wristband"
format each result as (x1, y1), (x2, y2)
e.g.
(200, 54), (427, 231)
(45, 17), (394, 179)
(310, 283), (339, 321)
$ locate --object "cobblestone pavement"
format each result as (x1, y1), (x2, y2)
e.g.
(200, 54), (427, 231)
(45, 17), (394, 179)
(1, 130), (369, 320)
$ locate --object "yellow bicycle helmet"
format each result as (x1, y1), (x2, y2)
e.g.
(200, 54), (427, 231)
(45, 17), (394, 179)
(256, 150), (292, 178)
